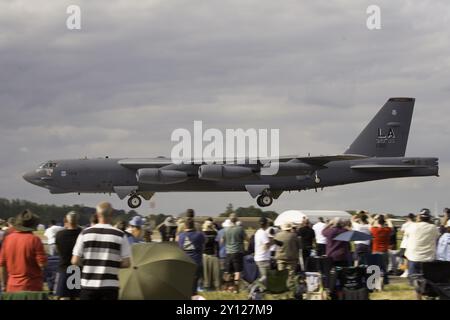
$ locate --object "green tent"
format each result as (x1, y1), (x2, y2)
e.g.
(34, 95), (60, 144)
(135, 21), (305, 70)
(119, 242), (196, 300)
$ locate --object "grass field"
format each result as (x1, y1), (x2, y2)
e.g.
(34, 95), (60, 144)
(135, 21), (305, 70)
(199, 277), (416, 300)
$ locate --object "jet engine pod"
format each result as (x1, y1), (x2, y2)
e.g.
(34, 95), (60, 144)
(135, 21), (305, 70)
(137, 168), (188, 184)
(198, 164), (254, 181)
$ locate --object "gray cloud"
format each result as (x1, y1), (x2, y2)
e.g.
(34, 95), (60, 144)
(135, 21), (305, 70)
(1, 0), (449, 216)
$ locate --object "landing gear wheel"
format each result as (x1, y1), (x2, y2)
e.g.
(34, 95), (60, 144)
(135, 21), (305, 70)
(257, 195), (273, 207)
(128, 195), (142, 209)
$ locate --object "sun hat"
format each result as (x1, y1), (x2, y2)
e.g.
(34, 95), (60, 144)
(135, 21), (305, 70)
(222, 219), (232, 228)
(14, 210), (40, 232)
(281, 222), (292, 231)
(164, 216), (177, 227)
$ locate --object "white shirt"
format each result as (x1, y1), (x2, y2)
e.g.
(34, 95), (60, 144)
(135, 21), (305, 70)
(44, 225), (64, 245)
(72, 223), (131, 289)
(405, 222), (440, 262)
(254, 228), (271, 262)
(400, 221), (413, 249)
(352, 222), (371, 246)
(312, 222), (327, 244)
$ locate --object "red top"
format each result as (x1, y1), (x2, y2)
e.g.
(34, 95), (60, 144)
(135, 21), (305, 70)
(0, 231), (47, 292)
(370, 227), (392, 253)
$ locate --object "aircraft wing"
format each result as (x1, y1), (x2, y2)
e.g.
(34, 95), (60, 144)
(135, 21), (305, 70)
(119, 154), (367, 170)
(350, 164), (429, 172)
(284, 154), (367, 166)
(118, 158), (173, 169)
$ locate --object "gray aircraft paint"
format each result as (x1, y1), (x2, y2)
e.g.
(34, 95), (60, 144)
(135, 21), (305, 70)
(23, 98), (439, 208)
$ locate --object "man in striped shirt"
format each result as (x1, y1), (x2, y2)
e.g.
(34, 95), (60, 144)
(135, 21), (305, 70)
(71, 202), (131, 300)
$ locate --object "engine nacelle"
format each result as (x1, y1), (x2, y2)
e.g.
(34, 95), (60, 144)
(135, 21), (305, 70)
(137, 168), (188, 184)
(198, 165), (254, 181)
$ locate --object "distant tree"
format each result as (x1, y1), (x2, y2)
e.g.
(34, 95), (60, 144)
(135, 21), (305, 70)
(224, 203), (234, 215)
(219, 205), (278, 220)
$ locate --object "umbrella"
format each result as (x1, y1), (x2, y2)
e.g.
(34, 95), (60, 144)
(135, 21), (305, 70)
(333, 230), (372, 242)
(119, 242), (197, 300)
(274, 210), (307, 227)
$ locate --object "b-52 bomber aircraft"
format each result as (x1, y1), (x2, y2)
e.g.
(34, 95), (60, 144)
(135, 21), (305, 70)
(23, 98), (439, 208)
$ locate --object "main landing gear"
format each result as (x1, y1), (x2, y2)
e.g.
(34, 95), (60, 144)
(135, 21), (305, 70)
(128, 194), (142, 209)
(256, 191), (273, 207)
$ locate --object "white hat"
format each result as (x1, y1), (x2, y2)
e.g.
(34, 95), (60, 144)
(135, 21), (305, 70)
(222, 219), (232, 228)
(281, 222), (292, 231)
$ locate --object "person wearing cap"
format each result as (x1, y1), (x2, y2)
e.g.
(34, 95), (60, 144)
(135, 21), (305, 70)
(222, 213), (247, 293)
(158, 216), (178, 242)
(54, 211), (82, 299)
(0, 210), (48, 292)
(436, 220), (450, 261)
(129, 216), (144, 244)
(202, 220), (220, 290)
(274, 222), (301, 291)
(404, 209), (440, 280)
(253, 217), (273, 287)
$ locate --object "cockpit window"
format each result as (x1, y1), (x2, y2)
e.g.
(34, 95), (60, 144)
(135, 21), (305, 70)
(39, 161), (58, 169)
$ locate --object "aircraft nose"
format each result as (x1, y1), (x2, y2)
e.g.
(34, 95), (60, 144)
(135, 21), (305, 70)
(23, 171), (39, 185)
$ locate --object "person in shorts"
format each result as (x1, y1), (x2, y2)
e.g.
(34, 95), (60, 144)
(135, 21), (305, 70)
(222, 213), (247, 293)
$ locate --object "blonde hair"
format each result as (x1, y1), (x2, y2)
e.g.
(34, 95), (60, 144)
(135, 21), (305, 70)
(66, 211), (79, 225)
(96, 202), (113, 218)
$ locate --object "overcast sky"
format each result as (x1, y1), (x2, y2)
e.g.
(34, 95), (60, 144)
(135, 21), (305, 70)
(1, 0), (449, 217)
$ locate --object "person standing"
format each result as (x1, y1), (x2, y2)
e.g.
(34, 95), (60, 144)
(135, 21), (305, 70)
(71, 202), (131, 300)
(178, 219), (205, 295)
(44, 220), (64, 256)
(128, 216), (144, 244)
(222, 213), (247, 293)
(312, 217), (327, 256)
(54, 211), (82, 299)
(322, 218), (350, 267)
(405, 209), (440, 276)
(351, 212), (371, 266)
(253, 217), (273, 287)
(370, 215), (392, 284)
(216, 219), (231, 275)
(158, 217), (178, 242)
(297, 219), (315, 268)
(437, 220), (450, 261)
(274, 223), (300, 291)
(202, 220), (220, 291)
(0, 210), (48, 292)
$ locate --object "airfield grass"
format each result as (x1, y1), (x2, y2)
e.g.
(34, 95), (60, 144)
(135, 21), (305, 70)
(199, 278), (416, 300)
